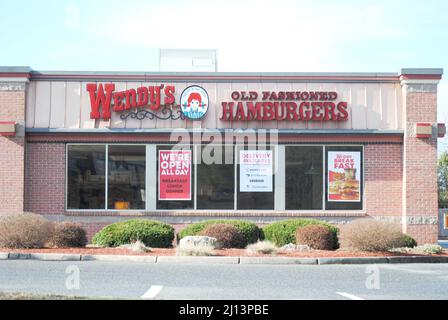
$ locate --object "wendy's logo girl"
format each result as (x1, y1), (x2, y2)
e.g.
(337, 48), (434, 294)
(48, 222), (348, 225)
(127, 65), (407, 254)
(180, 86), (209, 120)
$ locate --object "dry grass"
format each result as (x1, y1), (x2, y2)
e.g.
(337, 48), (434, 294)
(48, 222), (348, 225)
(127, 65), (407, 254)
(119, 241), (152, 253)
(339, 219), (405, 252)
(0, 213), (54, 249)
(246, 241), (278, 255)
(175, 244), (215, 256)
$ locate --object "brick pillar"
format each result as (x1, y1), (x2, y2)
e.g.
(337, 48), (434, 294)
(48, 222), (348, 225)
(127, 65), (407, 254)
(401, 68), (443, 244)
(0, 68), (30, 214)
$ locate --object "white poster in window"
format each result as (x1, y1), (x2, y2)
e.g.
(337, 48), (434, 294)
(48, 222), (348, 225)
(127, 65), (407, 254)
(240, 150), (273, 192)
(327, 151), (361, 202)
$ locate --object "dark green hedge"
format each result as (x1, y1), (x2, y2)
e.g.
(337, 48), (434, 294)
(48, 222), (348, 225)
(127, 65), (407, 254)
(262, 219), (339, 249)
(178, 220), (261, 246)
(92, 220), (174, 248)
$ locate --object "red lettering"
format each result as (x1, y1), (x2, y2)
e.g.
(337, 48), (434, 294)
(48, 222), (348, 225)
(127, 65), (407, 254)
(299, 102), (311, 120)
(113, 92), (125, 112)
(247, 102), (262, 120)
(263, 102), (275, 120)
(311, 102), (324, 120)
(125, 89), (137, 110)
(235, 102), (246, 120)
(87, 83), (115, 120)
(164, 86), (175, 105)
(220, 102), (234, 120)
(337, 102), (349, 120)
(137, 87), (148, 107)
(286, 102), (298, 120)
(324, 102), (337, 121)
(149, 86), (161, 110)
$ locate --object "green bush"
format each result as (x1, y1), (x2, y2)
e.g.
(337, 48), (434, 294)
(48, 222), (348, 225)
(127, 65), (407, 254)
(92, 220), (174, 248)
(399, 234), (417, 248)
(178, 220), (261, 246)
(262, 219), (339, 249)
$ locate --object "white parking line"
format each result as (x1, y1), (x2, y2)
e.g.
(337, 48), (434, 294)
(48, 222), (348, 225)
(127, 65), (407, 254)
(336, 292), (365, 300)
(141, 285), (163, 299)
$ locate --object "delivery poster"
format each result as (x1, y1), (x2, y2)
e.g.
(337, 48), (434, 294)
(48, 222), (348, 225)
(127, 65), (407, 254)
(327, 151), (361, 202)
(159, 150), (191, 201)
(240, 150), (273, 192)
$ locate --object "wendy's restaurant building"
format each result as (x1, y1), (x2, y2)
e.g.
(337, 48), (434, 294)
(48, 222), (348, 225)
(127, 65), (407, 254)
(0, 66), (445, 244)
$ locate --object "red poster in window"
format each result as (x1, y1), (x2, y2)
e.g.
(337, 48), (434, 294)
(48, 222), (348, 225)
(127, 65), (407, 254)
(159, 150), (192, 201)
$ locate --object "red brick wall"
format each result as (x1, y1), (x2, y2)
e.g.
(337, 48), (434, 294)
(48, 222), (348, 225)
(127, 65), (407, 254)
(364, 144), (403, 217)
(0, 90), (25, 214)
(0, 91), (25, 120)
(24, 143), (65, 215)
(403, 89), (439, 243)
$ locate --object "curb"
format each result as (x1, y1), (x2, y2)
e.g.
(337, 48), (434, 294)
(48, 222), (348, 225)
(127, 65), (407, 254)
(240, 257), (317, 265)
(156, 256), (240, 264)
(1, 252), (448, 265)
(387, 256), (448, 264)
(318, 257), (389, 265)
(81, 255), (156, 263)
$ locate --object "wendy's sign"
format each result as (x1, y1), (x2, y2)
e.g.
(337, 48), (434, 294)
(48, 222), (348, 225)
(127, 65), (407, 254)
(220, 91), (349, 121)
(87, 83), (176, 120)
(86, 84), (350, 123)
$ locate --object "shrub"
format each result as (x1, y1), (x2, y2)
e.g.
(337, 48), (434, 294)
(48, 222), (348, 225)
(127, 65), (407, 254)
(176, 244), (215, 256)
(92, 220), (174, 248)
(262, 219), (339, 249)
(52, 222), (87, 248)
(295, 224), (335, 250)
(399, 234), (417, 248)
(199, 224), (245, 248)
(246, 241), (278, 255)
(339, 219), (405, 252)
(178, 220), (261, 246)
(0, 213), (54, 249)
(390, 244), (444, 255)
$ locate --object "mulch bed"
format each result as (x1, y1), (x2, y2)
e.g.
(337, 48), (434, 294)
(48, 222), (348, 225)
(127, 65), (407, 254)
(2, 247), (447, 258)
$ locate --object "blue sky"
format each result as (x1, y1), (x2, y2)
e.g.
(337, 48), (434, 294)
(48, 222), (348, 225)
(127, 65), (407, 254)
(1, 0), (447, 149)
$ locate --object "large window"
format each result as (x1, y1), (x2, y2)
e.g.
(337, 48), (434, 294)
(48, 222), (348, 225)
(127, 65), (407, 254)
(285, 146), (323, 210)
(67, 145), (106, 210)
(66, 144), (363, 212)
(197, 146), (235, 209)
(107, 145), (146, 210)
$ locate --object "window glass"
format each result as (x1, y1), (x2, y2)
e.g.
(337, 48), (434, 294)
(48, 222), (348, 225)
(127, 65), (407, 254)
(67, 145), (105, 209)
(108, 145), (146, 210)
(197, 145), (235, 209)
(157, 145), (194, 210)
(325, 146), (363, 210)
(285, 146), (323, 210)
(237, 146), (275, 210)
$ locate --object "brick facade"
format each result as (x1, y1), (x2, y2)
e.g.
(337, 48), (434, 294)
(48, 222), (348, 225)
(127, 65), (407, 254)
(401, 80), (440, 244)
(364, 144), (403, 217)
(24, 143), (65, 215)
(0, 84), (26, 214)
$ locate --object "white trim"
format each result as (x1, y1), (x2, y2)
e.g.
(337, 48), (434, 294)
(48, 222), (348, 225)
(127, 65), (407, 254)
(274, 145), (285, 211)
(146, 145), (157, 211)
